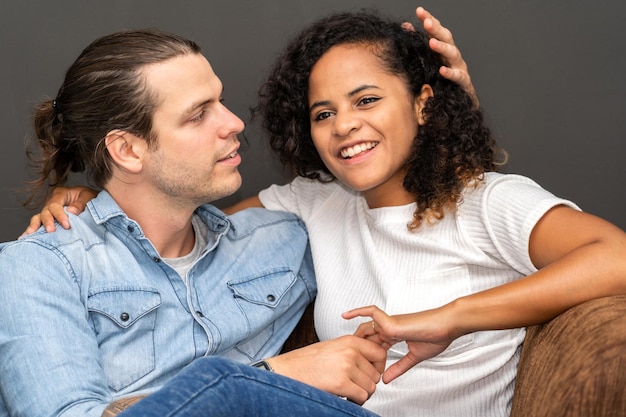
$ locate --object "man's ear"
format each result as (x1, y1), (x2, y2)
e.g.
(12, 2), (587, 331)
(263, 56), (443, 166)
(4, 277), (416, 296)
(415, 84), (434, 126)
(104, 130), (147, 174)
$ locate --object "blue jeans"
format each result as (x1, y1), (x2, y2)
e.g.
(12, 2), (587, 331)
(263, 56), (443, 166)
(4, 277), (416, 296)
(120, 356), (380, 417)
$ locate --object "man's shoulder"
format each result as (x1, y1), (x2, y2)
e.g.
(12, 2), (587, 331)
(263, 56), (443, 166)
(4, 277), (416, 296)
(1, 211), (105, 255)
(229, 207), (304, 230)
(197, 204), (306, 235)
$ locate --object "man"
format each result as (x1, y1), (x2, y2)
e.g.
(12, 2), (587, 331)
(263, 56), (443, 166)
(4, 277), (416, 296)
(0, 27), (388, 417)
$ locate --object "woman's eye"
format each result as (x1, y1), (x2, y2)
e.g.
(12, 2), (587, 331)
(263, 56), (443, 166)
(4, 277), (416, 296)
(314, 111), (333, 121)
(359, 97), (380, 106)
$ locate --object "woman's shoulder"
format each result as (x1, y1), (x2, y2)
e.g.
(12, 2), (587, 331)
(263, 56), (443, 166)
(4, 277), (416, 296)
(463, 172), (546, 202)
(476, 171), (538, 187)
(459, 171), (579, 235)
(260, 175), (356, 216)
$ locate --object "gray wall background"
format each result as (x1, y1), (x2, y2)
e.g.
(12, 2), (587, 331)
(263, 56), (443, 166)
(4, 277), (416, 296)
(1, 0), (624, 242)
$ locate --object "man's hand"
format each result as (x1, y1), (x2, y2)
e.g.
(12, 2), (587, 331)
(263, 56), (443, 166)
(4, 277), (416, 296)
(267, 335), (387, 405)
(21, 186), (97, 237)
(405, 6), (478, 107)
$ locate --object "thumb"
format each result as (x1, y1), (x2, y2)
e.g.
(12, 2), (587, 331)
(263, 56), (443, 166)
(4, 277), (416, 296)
(382, 352), (421, 384)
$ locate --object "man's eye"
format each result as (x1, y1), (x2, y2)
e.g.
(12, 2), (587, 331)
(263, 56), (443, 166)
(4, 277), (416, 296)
(190, 110), (206, 123)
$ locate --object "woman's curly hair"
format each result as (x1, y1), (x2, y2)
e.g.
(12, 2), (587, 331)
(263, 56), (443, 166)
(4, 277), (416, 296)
(256, 10), (505, 229)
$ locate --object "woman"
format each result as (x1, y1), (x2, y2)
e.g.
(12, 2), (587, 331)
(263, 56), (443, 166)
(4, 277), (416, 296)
(23, 9), (626, 417)
(243, 9), (626, 416)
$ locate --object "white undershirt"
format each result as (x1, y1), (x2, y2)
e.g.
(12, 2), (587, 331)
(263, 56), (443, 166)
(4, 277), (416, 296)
(164, 215), (208, 283)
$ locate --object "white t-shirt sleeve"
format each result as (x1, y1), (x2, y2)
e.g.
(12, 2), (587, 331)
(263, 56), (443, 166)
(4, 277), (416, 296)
(259, 176), (340, 219)
(461, 173), (581, 274)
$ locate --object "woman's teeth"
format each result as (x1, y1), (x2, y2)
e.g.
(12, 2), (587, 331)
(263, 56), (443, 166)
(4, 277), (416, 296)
(340, 142), (378, 159)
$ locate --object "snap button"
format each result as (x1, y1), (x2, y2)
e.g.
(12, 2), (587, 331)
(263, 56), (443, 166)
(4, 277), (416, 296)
(153, 257), (161, 263)
(127, 225), (134, 233)
(266, 294), (276, 302)
(120, 312), (130, 322)
(196, 311), (204, 318)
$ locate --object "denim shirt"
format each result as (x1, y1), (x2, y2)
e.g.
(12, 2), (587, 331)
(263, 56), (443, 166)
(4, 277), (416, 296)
(0, 191), (316, 417)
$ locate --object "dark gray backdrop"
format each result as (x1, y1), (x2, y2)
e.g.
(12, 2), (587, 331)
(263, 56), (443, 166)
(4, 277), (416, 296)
(1, 0), (624, 242)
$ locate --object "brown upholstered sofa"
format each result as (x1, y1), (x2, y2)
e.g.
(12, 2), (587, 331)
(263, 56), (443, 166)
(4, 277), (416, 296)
(281, 295), (626, 417)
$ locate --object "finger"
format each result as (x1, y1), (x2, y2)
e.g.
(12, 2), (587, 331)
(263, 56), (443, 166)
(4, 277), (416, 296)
(72, 190), (94, 213)
(401, 22), (415, 32)
(338, 361), (381, 403)
(364, 331), (383, 344)
(65, 206), (81, 216)
(340, 353), (381, 405)
(20, 214), (43, 237)
(342, 305), (383, 320)
(66, 199), (88, 216)
(429, 38), (465, 69)
(46, 202), (71, 230)
(356, 356), (383, 386)
(343, 380), (374, 406)
(439, 66), (470, 85)
(370, 356), (387, 375)
(353, 320), (379, 339)
(415, 6), (435, 27)
(357, 338), (389, 376)
(439, 66), (478, 108)
(39, 207), (59, 232)
(362, 328), (399, 353)
(382, 352), (422, 384)
(344, 306), (391, 340)
(417, 7), (454, 45)
(381, 341), (394, 350)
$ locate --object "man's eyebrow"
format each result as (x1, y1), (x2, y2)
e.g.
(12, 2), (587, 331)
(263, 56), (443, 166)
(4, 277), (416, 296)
(309, 84), (380, 113)
(183, 99), (211, 116)
(182, 87), (224, 116)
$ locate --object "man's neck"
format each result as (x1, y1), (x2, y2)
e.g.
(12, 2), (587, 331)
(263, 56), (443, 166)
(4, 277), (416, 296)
(106, 186), (198, 259)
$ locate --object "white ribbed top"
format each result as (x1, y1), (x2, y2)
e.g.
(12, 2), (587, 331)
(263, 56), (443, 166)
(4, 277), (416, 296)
(259, 172), (579, 417)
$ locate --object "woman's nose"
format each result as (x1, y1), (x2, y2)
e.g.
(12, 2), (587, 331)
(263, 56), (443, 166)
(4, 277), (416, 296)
(332, 111), (361, 137)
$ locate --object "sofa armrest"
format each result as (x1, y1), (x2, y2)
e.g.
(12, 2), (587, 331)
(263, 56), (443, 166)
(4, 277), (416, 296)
(511, 295), (626, 417)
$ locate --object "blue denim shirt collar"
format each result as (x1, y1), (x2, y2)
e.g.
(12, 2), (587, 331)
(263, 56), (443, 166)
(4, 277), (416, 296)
(88, 190), (234, 242)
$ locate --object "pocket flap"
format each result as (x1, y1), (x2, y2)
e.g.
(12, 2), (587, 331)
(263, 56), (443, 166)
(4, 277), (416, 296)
(228, 269), (296, 307)
(88, 288), (162, 328)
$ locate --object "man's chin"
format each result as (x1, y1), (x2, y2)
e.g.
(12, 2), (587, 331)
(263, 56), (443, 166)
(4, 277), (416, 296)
(203, 174), (242, 204)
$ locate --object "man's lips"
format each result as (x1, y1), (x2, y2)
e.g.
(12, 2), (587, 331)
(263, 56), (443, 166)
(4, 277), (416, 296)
(216, 145), (242, 166)
(219, 150), (238, 161)
(217, 143), (240, 162)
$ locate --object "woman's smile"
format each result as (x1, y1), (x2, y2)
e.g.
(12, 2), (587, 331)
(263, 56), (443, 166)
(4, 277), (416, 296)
(308, 43), (430, 207)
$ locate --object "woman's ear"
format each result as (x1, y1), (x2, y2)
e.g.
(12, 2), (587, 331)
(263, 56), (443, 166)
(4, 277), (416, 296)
(104, 130), (147, 175)
(415, 84), (434, 126)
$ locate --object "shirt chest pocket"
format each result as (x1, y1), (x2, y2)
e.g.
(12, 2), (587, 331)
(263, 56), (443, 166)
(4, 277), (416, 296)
(87, 288), (162, 391)
(227, 268), (298, 357)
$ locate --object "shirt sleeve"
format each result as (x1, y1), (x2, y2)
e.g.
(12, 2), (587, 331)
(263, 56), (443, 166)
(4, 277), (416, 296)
(0, 240), (110, 417)
(259, 176), (342, 219)
(460, 173), (581, 275)
(259, 182), (302, 215)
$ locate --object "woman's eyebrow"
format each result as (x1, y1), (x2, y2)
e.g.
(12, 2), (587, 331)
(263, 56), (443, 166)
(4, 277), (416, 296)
(309, 84), (380, 112)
